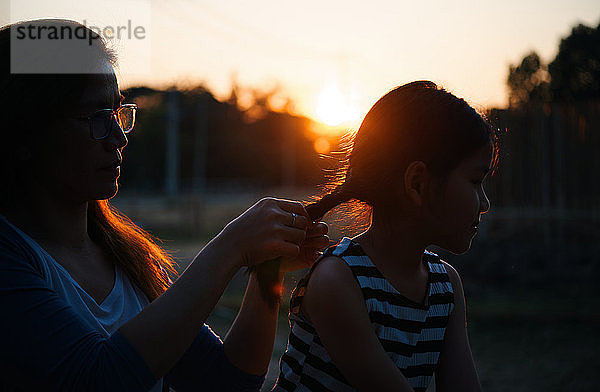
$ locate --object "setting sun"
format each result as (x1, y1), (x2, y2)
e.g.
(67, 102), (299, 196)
(315, 83), (360, 127)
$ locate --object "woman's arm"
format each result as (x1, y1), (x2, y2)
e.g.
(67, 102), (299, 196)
(0, 248), (158, 391)
(223, 221), (328, 376)
(434, 262), (482, 392)
(0, 198), (319, 391)
(163, 270), (291, 392)
(164, 225), (329, 391)
(164, 323), (266, 392)
(119, 198), (312, 378)
(302, 256), (414, 392)
(224, 270), (282, 375)
(164, 221), (329, 391)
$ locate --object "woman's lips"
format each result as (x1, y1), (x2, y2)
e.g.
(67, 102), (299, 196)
(100, 165), (120, 178)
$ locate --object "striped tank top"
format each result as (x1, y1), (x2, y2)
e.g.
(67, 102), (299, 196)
(274, 237), (455, 392)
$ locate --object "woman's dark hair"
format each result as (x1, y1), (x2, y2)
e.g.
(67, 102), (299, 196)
(256, 81), (500, 306)
(0, 19), (176, 301)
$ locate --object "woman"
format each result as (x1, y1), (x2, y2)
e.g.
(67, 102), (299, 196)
(0, 19), (329, 391)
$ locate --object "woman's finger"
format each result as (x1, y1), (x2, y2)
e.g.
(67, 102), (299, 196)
(277, 225), (307, 245)
(284, 213), (309, 230)
(306, 222), (328, 238)
(275, 199), (309, 218)
(301, 235), (330, 251)
(272, 207), (309, 231)
(265, 240), (300, 260)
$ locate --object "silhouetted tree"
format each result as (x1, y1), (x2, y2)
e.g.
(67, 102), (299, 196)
(507, 51), (550, 109)
(549, 22), (600, 102)
(119, 84), (323, 192)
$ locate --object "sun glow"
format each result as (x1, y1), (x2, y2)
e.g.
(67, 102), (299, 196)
(313, 137), (331, 154)
(315, 83), (360, 127)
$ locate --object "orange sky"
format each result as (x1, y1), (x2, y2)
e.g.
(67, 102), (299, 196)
(4, 0), (600, 129)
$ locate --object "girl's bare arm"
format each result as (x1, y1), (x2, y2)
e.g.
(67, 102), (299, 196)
(435, 261), (482, 392)
(303, 256), (414, 392)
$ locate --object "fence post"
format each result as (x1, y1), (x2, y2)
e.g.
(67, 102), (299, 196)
(552, 103), (565, 262)
(539, 106), (551, 246)
(191, 96), (208, 234)
(193, 96), (207, 194)
(165, 90), (180, 198)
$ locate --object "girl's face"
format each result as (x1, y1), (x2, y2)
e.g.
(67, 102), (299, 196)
(427, 142), (493, 254)
(34, 61), (128, 203)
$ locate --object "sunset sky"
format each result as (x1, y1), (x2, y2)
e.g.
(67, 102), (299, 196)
(4, 0), (599, 128)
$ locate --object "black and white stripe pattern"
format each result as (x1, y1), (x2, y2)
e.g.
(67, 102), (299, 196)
(274, 237), (454, 392)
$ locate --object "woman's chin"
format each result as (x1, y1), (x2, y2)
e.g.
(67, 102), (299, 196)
(93, 184), (119, 201)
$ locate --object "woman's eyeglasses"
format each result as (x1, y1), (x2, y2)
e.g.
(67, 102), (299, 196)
(77, 104), (137, 140)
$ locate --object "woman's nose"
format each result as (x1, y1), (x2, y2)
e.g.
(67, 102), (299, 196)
(480, 190), (490, 214)
(104, 115), (128, 149)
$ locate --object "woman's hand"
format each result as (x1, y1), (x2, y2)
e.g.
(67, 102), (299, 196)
(279, 221), (329, 273)
(220, 197), (321, 269)
(223, 221), (328, 375)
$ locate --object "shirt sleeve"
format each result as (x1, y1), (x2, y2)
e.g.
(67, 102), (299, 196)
(0, 248), (158, 391)
(165, 324), (266, 392)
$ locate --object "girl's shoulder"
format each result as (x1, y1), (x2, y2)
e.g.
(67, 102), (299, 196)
(422, 250), (461, 287)
(288, 239), (363, 321)
(295, 237), (358, 284)
(437, 259), (462, 297)
(322, 236), (354, 256)
(308, 255), (358, 290)
(304, 237), (366, 286)
(297, 253), (369, 325)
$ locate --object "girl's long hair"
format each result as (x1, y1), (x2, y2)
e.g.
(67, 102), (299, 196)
(0, 19), (176, 301)
(256, 82), (500, 305)
(306, 81), (500, 222)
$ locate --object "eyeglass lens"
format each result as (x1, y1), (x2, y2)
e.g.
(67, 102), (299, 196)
(90, 106), (136, 140)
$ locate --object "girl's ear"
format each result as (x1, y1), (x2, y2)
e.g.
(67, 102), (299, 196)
(404, 161), (429, 207)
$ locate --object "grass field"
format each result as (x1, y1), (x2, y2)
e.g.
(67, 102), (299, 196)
(114, 194), (599, 391)
(164, 240), (599, 391)
(203, 285), (600, 391)
(467, 295), (599, 392)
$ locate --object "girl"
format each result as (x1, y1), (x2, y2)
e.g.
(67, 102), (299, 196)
(0, 19), (329, 391)
(274, 81), (498, 391)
